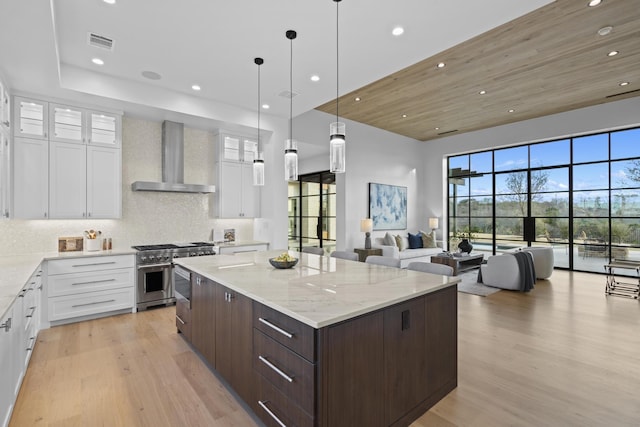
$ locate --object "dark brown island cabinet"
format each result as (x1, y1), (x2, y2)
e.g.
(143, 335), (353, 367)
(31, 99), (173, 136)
(177, 270), (457, 427)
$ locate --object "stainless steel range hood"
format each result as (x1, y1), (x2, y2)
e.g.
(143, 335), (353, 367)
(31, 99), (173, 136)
(131, 121), (216, 194)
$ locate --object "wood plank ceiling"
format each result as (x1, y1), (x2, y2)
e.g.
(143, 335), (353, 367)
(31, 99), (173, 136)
(316, 0), (640, 142)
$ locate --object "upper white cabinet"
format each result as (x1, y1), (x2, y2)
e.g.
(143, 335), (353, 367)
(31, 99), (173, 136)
(50, 103), (121, 147)
(11, 95), (122, 219)
(220, 134), (257, 163)
(213, 133), (260, 218)
(0, 77), (10, 132)
(0, 132), (10, 219)
(13, 137), (49, 219)
(13, 97), (48, 140)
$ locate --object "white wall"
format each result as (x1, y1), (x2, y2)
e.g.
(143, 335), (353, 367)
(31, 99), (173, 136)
(421, 97), (640, 243)
(296, 110), (425, 251)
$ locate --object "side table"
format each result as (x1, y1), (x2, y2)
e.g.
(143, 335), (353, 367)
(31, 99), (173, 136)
(354, 248), (382, 262)
(605, 261), (640, 299)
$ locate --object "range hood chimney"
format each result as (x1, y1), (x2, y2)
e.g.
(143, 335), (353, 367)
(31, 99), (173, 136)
(131, 121), (216, 193)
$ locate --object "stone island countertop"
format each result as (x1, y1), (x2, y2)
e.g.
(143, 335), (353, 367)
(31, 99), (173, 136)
(174, 249), (459, 328)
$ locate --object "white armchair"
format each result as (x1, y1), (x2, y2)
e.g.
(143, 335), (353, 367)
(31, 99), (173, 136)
(519, 246), (553, 279)
(480, 254), (522, 290)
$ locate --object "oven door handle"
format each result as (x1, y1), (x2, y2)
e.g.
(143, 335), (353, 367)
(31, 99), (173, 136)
(137, 263), (173, 270)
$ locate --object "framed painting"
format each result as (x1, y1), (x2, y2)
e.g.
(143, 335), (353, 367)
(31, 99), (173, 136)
(368, 183), (407, 230)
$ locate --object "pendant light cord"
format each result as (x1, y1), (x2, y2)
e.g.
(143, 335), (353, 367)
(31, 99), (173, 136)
(289, 35), (293, 142)
(335, 0), (339, 122)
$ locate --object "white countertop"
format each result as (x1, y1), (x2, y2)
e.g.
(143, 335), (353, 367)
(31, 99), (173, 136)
(0, 249), (135, 320)
(175, 250), (460, 329)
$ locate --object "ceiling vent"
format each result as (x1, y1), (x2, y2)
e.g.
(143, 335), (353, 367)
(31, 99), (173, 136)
(437, 129), (459, 136)
(88, 32), (114, 51)
(278, 90), (299, 99)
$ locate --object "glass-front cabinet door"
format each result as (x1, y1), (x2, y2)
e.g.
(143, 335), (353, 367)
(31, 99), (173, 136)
(219, 134), (257, 163)
(50, 104), (84, 143)
(88, 111), (120, 147)
(14, 96), (48, 140)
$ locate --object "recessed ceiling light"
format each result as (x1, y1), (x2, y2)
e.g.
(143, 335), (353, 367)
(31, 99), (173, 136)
(402, 114), (408, 118)
(588, 0), (602, 6)
(619, 82), (630, 86)
(479, 90), (486, 95)
(141, 70), (162, 80)
(437, 62), (446, 69)
(191, 84), (201, 91)
(355, 97), (361, 102)
(310, 75), (320, 82)
(262, 104), (270, 109)
(435, 127), (440, 130)
(508, 109), (515, 113)
(607, 50), (619, 57)
(103, 0), (116, 4)
(392, 27), (404, 36)
(92, 58), (104, 65)
(597, 26), (613, 36)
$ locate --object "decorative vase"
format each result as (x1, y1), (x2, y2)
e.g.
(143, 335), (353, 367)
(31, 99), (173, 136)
(458, 238), (473, 254)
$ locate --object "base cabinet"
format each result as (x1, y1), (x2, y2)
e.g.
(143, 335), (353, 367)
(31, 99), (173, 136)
(183, 265), (458, 427)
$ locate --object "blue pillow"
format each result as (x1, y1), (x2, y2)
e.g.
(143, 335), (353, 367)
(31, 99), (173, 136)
(408, 232), (423, 249)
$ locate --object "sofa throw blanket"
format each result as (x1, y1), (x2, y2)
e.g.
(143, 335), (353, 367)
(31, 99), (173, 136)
(514, 251), (536, 292)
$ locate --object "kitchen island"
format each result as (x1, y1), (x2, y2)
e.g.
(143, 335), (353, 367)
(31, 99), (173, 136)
(174, 250), (459, 427)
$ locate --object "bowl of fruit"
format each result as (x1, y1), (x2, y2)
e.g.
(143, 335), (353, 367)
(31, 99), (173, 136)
(269, 252), (299, 269)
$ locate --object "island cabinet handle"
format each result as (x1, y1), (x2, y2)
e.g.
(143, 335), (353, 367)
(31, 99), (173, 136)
(258, 355), (294, 383)
(176, 315), (185, 325)
(258, 317), (294, 339)
(257, 400), (287, 427)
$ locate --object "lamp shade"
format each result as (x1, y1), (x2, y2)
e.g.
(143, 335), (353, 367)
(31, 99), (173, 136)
(429, 217), (439, 230)
(360, 218), (373, 233)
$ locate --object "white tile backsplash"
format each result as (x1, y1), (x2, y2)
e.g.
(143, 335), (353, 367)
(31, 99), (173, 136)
(0, 116), (256, 256)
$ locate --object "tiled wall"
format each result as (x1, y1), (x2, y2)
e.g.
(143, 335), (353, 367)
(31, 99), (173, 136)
(0, 116), (255, 257)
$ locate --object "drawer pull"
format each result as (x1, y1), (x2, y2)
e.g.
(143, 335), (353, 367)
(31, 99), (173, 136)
(72, 278), (117, 286)
(25, 306), (37, 318)
(0, 318), (10, 332)
(26, 336), (36, 351)
(258, 400), (287, 427)
(71, 261), (117, 268)
(176, 315), (186, 325)
(258, 317), (294, 339)
(72, 299), (116, 308)
(258, 355), (294, 383)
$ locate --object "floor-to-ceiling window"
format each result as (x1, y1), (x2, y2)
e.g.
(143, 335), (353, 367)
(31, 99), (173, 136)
(287, 171), (336, 254)
(447, 126), (640, 273)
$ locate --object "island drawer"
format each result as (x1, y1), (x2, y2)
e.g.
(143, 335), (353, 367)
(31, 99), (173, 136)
(254, 302), (315, 362)
(254, 330), (315, 416)
(254, 375), (314, 427)
(175, 293), (191, 341)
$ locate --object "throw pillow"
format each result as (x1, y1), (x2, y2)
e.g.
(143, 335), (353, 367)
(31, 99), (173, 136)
(420, 230), (438, 248)
(394, 235), (405, 251)
(407, 232), (423, 249)
(383, 232), (397, 246)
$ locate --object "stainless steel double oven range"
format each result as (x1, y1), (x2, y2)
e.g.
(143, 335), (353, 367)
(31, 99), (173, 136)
(132, 242), (217, 310)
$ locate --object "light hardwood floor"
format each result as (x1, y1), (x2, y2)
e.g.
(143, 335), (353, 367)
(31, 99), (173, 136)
(10, 270), (640, 426)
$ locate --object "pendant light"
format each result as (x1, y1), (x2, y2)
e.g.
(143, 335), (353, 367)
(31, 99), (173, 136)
(284, 30), (298, 181)
(253, 57), (265, 186)
(329, 0), (346, 174)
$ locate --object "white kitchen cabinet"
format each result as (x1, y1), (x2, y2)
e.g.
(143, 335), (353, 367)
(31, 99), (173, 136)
(49, 141), (87, 219)
(0, 305), (17, 427)
(0, 77), (10, 132)
(49, 103), (121, 148)
(0, 132), (10, 219)
(213, 133), (260, 218)
(13, 96), (48, 140)
(0, 265), (41, 427)
(45, 255), (135, 326)
(12, 136), (49, 219)
(49, 142), (121, 219)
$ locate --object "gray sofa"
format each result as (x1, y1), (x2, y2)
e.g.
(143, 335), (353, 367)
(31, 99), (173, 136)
(373, 236), (442, 268)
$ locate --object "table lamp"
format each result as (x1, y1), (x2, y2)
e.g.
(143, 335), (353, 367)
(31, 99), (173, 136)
(429, 217), (439, 239)
(361, 219), (373, 249)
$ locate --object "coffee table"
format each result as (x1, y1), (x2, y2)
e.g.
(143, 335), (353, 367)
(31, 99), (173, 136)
(430, 253), (484, 276)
